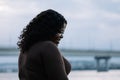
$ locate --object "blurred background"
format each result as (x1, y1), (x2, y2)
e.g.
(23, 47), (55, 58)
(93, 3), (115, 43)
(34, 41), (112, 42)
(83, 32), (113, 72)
(0, 0), (120, 80)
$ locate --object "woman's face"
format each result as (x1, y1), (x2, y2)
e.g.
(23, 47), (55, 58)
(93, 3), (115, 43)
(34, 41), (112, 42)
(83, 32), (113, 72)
(52, 23), (67, 45)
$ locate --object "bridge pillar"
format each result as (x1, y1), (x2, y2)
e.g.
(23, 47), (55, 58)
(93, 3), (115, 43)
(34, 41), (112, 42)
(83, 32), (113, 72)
(95, 56), (111, 72)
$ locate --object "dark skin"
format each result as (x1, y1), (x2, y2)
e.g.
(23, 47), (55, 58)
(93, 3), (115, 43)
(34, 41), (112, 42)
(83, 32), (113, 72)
(51, 23), (67, 45)
(18, 23), (71, 80)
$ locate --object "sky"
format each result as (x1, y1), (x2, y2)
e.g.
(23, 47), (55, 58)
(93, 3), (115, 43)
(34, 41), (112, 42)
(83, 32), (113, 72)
(0, 0), (120, 51)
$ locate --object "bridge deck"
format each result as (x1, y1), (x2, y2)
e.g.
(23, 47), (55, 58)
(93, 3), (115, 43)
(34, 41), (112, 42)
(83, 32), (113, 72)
(0, 48), (120, 56)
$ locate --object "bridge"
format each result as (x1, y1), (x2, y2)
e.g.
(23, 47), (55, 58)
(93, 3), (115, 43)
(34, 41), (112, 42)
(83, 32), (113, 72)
(61, 49), (120, 71)
(0, 48), (120, 71)
(60, 49), (120, 57)
(0, 48), (120, 56)
(0, 48), (19, 56)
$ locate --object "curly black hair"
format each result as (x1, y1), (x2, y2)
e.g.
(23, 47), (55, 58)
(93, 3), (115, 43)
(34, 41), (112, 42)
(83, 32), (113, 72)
(17, 9), (67, 53)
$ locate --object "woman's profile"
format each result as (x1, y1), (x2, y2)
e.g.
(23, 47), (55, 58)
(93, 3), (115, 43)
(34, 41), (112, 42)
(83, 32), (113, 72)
(17, 9), (71, 80)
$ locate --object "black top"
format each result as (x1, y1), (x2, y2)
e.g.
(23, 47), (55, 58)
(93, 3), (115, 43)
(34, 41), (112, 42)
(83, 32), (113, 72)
(18, 41), (71, 80)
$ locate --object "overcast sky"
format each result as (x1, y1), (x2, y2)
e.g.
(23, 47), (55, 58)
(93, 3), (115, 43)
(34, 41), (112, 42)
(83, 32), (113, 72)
(0, 0), (120, 51)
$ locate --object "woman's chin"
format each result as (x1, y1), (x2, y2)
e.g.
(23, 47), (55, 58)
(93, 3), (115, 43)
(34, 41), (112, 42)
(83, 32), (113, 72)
(55, 41), (59, 45)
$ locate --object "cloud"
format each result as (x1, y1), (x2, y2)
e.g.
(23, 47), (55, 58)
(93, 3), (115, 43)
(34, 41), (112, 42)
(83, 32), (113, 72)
(0, 0), (120, 50)
(111, 0), (120, 3)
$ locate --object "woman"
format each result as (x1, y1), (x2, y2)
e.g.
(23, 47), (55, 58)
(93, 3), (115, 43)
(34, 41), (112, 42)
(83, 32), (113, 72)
(17, 9), (71, 80)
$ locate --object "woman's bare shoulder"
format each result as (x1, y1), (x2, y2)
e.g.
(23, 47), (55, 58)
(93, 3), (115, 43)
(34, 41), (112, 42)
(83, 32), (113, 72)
(29, 41), (57, 53)
(38, 41), (57, 48)
(40, 41), (58, 52)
